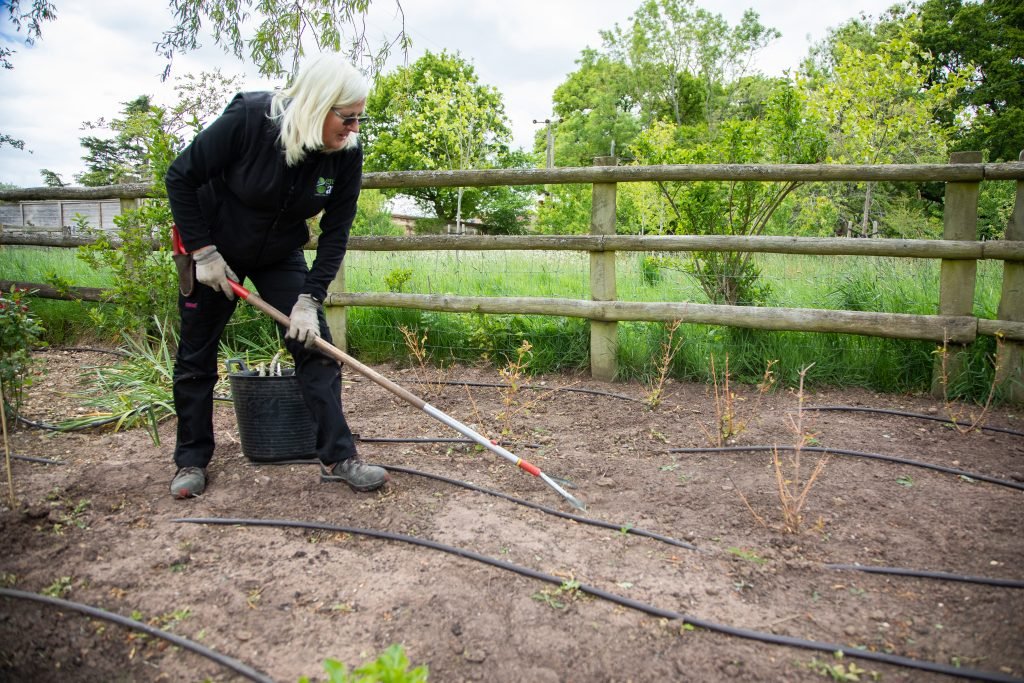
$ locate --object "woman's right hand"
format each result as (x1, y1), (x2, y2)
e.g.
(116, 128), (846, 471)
(192, 246), (238, 300)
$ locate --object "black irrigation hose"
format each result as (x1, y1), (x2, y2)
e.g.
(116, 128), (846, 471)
(670, 445), (1024, 492)
(381, 464), (698, 550)
(252, 461), (1022, 588)
(804, 405), (1024, 438)
(244, 459), (696, 551)
(10, 453), (63, 465)
(175, 517), (1023, 683)
(826, 564), (1024, 589)
(0, 588), (274, 683)
(405, 378), (646, 404)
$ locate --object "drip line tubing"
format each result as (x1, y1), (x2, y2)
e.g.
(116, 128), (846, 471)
(0, 588), (274, 683)
(245, 461), (1019, 587)
(11, 453), (63, 465)
(803, 405), (1024, 438)
(12, 452), (1015, 586)
(825, 564), (1024, 589)
(382, 463), (697, 550)
(404, 378), (645, 403)
(669, 445), (1024, 492)
(174, 517), (1022, 683)
(243, 459), (696, 551)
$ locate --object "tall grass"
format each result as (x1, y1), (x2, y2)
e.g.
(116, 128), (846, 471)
(2, 245), (1005, 399)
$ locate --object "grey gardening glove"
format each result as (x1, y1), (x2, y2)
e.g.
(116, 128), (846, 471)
(192, 245), (238, 300)
(286, 294), (321, 349)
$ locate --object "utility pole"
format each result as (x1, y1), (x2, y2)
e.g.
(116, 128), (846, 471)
(532, 118), (559, 169)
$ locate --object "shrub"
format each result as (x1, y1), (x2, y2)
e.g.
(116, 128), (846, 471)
(0, 287), (46, 420)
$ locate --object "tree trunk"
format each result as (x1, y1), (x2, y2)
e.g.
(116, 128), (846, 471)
(861, 181), (874, 237)
(456, 187), (464, 234)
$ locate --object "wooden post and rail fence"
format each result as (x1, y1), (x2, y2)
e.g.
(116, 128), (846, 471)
(2, 153), (1024, 402)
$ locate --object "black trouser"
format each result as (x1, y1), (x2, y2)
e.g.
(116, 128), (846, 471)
(172, 250), (357, 469)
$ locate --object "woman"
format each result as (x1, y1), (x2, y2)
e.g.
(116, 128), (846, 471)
(164, 52), (385, 498)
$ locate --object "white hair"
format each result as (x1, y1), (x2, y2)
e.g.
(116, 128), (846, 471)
(270, 53), (369, 166)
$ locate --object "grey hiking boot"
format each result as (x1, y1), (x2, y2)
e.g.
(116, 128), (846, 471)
(170, 467), (207, 499)
(320, 458), (387, 492)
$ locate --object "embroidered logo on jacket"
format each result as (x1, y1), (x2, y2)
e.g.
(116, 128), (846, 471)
(315, 176), (335, 197)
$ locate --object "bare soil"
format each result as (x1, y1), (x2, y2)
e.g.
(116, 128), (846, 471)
(1, 347), (1023, 683)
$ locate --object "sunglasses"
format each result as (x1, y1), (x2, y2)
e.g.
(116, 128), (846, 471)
(331, 109), (371, 126)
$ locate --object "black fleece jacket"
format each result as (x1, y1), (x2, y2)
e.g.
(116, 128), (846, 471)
(165, 91), (363, 303)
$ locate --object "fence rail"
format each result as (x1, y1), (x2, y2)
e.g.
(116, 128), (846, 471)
(2, 155), (1023, 401)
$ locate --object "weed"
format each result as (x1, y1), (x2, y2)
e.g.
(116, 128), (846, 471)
(727, 547), (766, 565)
(247, 587), (263, 609)
(644, 320), (684, 408)
(299, 643), (428, 683)
(384, 268), (414, 293)
(532, 578), (584, 611)
(808, 652), (875, 682)
(42, 576), (73, 598)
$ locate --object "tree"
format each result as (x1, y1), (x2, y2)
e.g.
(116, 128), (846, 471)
(38, 168), (66, 187)
(917, 0), (1024, 161)
(363, 51), (533, 233)
(157, 0), (408, 79)
(76, 71), (241, 187)
(802, 15), (969, 236)
(628, 83), (826, 306)
(547, 49), (643, 166)
(600, 0), (779, 128)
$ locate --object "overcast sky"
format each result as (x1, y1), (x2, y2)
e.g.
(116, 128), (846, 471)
(0, 0), (899, 188)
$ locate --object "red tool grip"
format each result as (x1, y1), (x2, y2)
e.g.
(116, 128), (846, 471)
(171, 224), (187, 255)
(228, 280), (250, 299)
(517, 459), (541, 477)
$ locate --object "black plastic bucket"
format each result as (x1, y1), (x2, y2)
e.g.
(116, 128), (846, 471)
(226, 358), (317, 462)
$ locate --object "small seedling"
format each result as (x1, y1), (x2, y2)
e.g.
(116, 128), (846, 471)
(727, 547), (766, 565)
(42, 576), (73, 598)
(299, 644), (428, 683)
(896, 475), (914, 488)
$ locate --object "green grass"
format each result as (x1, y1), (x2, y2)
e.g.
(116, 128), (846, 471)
(1, 245), (1006, 400)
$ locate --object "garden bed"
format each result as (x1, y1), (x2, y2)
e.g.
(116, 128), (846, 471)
(1, 347), (1022, 682)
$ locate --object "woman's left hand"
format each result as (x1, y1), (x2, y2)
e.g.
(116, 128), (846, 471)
(286, 294), (321, 348)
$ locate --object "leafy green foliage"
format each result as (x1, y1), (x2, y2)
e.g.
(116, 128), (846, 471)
(599, 0), (779, 128)
(351, 190), (403, 237)
(73, 204), (178, 339)
(917, 0), (1024, 161)
(628, 82), (825, 305)
(157, 0), (408, 80)
(364, 50), (535, 232)
(298, 645), (428, 683)
(0, 286), (45, 420)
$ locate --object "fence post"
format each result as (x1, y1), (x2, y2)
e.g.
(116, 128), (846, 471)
(931, 151), (982, 398)
(326, 261), (347, 353)
(590, 156), (618, 381)
(995, 150), (1024, 402)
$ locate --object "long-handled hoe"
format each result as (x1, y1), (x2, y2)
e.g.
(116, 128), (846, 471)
(228, 280), (586, 511)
